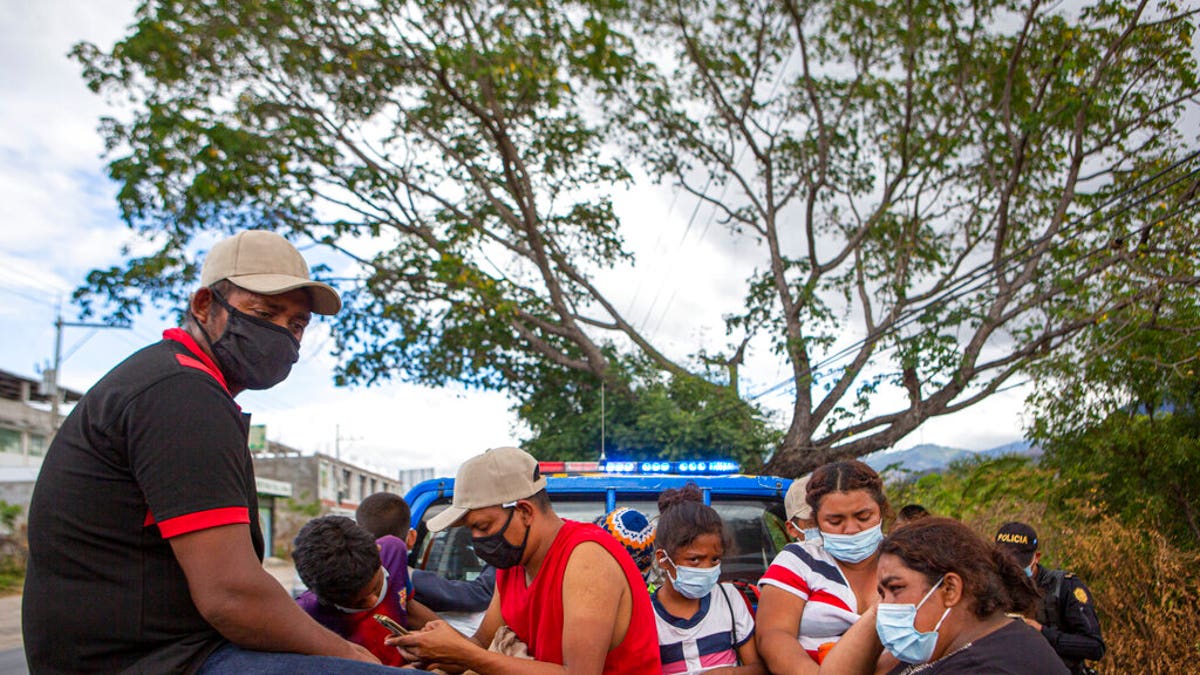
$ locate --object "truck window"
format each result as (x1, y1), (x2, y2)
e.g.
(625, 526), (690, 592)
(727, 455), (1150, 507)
(414, 497), (787, 584)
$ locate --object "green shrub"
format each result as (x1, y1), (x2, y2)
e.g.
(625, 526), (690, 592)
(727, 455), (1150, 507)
(888, 457), (1200, 674)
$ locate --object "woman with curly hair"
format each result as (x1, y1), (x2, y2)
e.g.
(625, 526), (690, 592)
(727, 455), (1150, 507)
(819, 517), (1067, 674)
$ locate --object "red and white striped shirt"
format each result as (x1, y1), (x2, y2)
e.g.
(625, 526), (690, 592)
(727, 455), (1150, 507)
(759, 541), (861, 660)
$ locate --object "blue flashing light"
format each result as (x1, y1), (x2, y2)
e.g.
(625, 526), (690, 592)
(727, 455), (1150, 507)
(600, 459), (741, 475)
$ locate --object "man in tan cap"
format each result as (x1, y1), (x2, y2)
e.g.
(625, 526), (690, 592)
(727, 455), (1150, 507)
(25, 231), (413, 674)
(391, 446), (662, 674)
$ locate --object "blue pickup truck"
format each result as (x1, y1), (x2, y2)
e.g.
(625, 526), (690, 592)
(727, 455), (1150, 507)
(403, 460), (794, 587)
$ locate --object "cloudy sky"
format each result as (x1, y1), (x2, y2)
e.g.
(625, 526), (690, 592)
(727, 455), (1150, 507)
(0, 0), (1031, 477)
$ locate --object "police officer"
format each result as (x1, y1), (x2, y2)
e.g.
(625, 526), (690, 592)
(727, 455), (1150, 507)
(995, 521), (1106, 675)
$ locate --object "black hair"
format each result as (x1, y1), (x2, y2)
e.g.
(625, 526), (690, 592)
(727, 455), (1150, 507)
(525, 488), (552, 511)
(293, 515), (380, 607)
(806, 460), (893, 520)
(183, 279), (239, 331)
(898, 504), (931, 521)
(654, 482), (726, 555)
(880, 517), (1040, 618)
(356, 492), (411, 540)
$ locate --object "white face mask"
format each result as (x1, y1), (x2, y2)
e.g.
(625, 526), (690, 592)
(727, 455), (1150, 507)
(663, 553), (721, 599)
(875, 576), (952, 664)
(821, 523), (883, 563)
(334, 567), (389, 614)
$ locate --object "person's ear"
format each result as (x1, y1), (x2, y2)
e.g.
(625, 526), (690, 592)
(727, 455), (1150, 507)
(941, 573), (964, 607)
(515, 500), (536, 524)
(785, 520), (802, 540)
(190, 287), (214, 324)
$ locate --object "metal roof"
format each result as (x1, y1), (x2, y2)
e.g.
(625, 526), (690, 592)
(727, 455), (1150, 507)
(0, 368), (84, 404)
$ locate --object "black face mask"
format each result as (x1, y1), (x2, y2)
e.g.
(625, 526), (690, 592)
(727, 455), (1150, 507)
(471, 507), (529, 570)
(197, 289), (300, 391)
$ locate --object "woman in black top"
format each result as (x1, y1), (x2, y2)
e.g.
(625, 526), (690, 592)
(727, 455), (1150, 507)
(818, 517), (1068, 674)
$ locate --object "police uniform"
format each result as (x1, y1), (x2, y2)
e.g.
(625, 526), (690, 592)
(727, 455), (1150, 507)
(1033, 565), (1106, 675)
(995, 521), (1105, 675)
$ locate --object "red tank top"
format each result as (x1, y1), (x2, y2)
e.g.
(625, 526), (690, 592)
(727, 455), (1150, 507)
(497, 519), (660, 673)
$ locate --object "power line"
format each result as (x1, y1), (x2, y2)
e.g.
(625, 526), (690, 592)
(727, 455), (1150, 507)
(681, 154), (1200, 430)
(636, 22), (799, 339)
(0, 282), (57, 308)
(804, 153), (1200, 381)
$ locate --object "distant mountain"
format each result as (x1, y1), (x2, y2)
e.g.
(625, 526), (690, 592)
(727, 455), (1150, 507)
(976, 439), (1041, 460)
(862, 440), (1039, 475)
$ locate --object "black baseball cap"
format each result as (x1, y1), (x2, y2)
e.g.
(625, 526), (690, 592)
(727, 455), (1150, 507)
(995, 521), (1039, 565)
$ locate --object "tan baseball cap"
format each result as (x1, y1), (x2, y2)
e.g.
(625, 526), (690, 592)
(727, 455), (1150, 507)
(200, 230), (341, 315)
(784, 475), (812, 521)
(426, 446), (548, 532)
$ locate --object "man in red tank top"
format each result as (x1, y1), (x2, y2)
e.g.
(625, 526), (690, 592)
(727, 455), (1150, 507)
(391, 447), (661, 674)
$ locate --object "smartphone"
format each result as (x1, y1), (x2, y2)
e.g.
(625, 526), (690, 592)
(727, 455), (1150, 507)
(373, 614), (409, 636)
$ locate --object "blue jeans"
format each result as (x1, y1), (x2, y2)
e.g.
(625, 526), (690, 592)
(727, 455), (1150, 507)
(198, 642), (424, 674)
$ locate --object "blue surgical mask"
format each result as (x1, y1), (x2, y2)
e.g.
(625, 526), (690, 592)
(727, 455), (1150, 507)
(801, 527), (822, 543)
(1024, 563), (1035, 578)
(334, 567), (390, 614)
(876, 576), (952, 664)
(665, 554), (721, 600)
(821, 523), (883, 563)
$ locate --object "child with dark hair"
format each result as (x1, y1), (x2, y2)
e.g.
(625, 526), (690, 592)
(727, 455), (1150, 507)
(356, 492), (415, 548)
(652, 483), (766, 675)
(293, 515), (434, 667)
(356, 492), (496, 634)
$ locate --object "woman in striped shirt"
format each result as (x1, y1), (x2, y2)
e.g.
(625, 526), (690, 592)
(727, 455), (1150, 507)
(756, 460), (895, 674)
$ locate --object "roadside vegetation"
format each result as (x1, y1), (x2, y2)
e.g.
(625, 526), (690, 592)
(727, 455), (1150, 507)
(890, 453), (1200, 674)
(0, 501), (25, 595)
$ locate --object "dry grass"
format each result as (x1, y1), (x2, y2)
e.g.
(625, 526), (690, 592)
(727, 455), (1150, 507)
(891, 459), (1200, 674)
(958, 507), (1200, 674)
(1049, 511), (1200, 674)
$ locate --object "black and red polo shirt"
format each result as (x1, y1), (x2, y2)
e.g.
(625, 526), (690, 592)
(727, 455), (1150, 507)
(24, 328), (264, 674)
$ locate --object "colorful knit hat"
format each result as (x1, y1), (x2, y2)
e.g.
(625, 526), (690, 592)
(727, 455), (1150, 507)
(595, 507), (656, 579)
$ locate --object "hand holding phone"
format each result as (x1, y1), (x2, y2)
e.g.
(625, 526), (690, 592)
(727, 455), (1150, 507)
(373, 613), (410, 636)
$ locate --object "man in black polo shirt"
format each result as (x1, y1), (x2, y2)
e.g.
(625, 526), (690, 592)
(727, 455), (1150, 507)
(24, 231), (416, 674)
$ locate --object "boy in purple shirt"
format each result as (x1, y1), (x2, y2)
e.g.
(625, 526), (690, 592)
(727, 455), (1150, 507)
(294, 516), (437, 666)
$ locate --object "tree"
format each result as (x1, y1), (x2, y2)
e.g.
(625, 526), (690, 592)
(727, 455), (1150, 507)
(608, 0), (1200, 474)
(73, 0), (1199, 473)
(517, 352), (780, 468)
(1029, 281), (1200, 549)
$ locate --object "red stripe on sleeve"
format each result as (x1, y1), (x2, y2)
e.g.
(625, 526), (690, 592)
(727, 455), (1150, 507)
(809, 588), (853, 613)
(761, 564), (812, 596)
(156, 506), (250, 538)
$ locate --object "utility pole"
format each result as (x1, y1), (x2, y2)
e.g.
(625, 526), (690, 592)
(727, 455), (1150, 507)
(599, 382), (606, 461)
(48, 307), (129, 430)
(335, 423), (343, 504)
(333, 424), (360, 505)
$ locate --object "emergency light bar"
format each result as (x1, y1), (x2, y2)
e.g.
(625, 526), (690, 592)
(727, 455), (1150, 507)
(537, 460), (741, 475)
